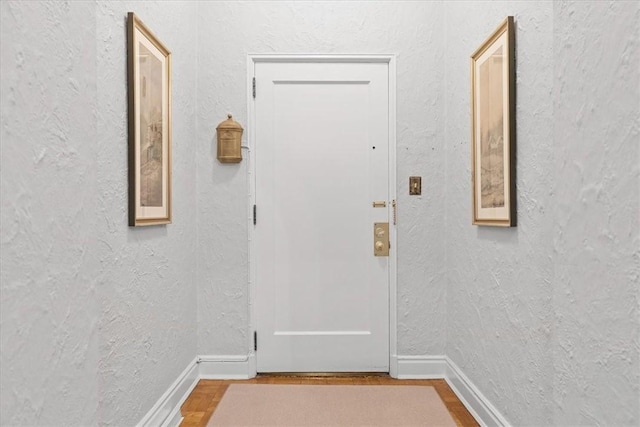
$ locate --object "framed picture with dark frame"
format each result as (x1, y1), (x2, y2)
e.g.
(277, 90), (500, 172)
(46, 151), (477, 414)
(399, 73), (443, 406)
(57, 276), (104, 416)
(471, 16), (516, 227)
(127, 12), (172, 226)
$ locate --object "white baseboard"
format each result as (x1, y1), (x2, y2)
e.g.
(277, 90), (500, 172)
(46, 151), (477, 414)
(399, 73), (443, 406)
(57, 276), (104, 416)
(139, 353), (508, 427)
(389, 354), (398, 378)
(445, 357), (510, 427)
(394, 355), (510, 427)
(198, 354), (255, 379)
(136, 357), (200, 427)
(395, 355), (448, 379)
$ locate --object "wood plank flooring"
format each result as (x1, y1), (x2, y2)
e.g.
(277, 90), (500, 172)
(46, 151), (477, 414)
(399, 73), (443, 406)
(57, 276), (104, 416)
(180, 375), (479, 427)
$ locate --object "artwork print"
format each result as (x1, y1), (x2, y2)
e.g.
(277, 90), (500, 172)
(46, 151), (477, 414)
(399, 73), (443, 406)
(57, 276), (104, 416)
(127, 12), (172, 226)
(479, 47), (505, 209)
(138, 43), (163, 207)
(471, 17), (516, 226)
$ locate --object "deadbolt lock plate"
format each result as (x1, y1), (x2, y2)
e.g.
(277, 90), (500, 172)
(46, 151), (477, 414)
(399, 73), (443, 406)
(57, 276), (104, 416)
(374, 222), (390, 257)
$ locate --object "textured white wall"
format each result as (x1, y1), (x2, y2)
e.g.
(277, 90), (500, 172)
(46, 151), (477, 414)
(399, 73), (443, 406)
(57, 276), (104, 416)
(444, 3), (555, 424)
(444, 1), (639, 426)
(95, 1), (199, 425)
(1, 1), (199, 425)
(1, 1), (100, 424)
(195, 1), (447, 356)
(551, 2), (639, 425)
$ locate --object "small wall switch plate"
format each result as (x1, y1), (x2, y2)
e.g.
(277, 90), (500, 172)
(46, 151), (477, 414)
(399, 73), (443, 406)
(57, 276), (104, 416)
(409, 176), (422, 195)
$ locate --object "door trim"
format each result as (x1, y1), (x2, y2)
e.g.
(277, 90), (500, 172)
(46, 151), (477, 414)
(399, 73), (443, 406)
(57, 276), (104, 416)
(246, 54), (397, 376)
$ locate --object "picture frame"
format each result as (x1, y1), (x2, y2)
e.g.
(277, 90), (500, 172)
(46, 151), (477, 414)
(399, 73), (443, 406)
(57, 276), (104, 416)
(127, 12), (172, 226)
(471, 16), (516, 227)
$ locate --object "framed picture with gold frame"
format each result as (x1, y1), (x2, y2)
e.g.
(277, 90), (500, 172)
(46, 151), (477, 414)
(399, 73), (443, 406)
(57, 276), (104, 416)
(127, 12), (172, 226)
(471, 16), (516, 227)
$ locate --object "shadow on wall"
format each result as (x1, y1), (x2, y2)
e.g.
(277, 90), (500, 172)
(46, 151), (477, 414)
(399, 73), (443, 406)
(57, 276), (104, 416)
(476, 226), (519, 245)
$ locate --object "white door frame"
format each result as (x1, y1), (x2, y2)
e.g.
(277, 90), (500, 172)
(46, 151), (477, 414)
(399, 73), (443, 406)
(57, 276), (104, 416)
(246, 54), (397, 377)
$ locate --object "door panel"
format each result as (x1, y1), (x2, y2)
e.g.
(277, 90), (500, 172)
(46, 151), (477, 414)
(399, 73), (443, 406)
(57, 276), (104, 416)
(255, 61), (389, 372)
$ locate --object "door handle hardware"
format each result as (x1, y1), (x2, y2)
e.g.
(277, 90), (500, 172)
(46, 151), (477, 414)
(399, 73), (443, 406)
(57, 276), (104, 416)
(372, 201), (387, 208)
(373, 222), (390, 257)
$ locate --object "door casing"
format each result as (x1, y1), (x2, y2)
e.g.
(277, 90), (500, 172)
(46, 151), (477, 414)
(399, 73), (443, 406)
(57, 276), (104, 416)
(246, 54), (397, 377)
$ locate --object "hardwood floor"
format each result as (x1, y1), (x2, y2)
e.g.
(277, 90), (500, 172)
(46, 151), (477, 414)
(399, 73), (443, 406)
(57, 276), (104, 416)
(180, 374), (479, 427)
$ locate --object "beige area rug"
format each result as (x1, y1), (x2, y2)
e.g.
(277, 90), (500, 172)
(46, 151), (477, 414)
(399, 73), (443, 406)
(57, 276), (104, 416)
(207, 384), (457, 426)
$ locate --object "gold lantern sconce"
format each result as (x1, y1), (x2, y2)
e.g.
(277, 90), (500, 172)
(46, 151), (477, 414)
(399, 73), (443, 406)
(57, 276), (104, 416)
(216, 114), (244, 163)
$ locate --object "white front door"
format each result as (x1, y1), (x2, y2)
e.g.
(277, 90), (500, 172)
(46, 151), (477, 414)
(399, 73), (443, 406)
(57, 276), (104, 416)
(253, 59), (391, 372)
